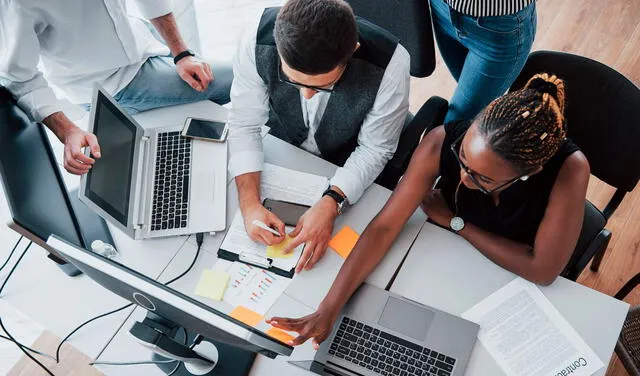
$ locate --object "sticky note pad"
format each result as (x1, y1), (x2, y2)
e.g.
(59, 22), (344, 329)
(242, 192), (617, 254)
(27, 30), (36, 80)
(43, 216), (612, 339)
(230, 306), (264, 327)
(329, 226), (360, 258)
(266, 235), (296, 259)
(266, 327), (296, 344)
(194, 269), (230, 301)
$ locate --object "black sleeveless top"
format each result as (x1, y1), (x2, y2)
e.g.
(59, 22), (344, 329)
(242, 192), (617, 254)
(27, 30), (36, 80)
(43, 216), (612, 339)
(438, 120), (581, 246)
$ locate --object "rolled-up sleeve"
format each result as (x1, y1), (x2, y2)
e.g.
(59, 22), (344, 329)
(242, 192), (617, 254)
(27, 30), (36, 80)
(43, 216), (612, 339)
(227, 25), (270, 177)
(135, 0), (173, 20)
(0, 3), (62, 121)
(330, 45), (410, 203)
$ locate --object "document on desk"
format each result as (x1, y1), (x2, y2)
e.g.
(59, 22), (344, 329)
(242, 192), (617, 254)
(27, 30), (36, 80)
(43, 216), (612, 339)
(213, 260), (291, 315)
(221, 211), (304, 272)
(462, 278), (603, 376)
(261, 163), (329, 207)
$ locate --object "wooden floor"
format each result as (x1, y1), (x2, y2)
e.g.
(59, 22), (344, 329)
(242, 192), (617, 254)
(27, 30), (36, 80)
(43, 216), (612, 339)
(409, 1), (640, 374)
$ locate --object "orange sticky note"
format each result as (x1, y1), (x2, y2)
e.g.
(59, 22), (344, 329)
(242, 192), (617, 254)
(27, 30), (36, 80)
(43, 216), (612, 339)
(266, 327), (296, 343)
(329, 226), (360, 258)
(230, 306), (264, 327)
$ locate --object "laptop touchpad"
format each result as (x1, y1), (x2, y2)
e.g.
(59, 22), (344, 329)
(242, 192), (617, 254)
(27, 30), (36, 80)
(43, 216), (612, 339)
(378, 297), (434, 341)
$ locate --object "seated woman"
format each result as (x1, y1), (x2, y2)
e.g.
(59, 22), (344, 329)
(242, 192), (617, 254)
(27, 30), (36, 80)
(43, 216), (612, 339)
(268, 73), (590, 348)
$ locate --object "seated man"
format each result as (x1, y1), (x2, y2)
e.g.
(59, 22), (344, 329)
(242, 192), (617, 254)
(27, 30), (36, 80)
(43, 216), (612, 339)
(0, 0), (233, 175)
(227, 0), (410, 273)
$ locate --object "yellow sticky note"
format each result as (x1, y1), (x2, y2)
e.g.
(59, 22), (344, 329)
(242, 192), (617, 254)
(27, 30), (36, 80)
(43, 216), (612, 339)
(194, 269), (230, 301)
(266, 235), (296, 259)
(266, 327), (296, 344)
(230, 306), (264, 327)
(329, 226), (360, 259)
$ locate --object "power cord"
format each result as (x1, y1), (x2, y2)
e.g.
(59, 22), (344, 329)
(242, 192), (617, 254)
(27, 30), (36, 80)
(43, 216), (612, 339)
(0, 334), (57, 361)
(0, 236), (23, 273)
(56, 233), (205, 374)
(0, 241), (56, 376)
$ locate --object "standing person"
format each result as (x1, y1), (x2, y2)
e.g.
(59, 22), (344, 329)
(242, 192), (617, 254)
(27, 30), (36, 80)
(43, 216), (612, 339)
(0, 0), (233, 175)
(227, 0), (410, 273)
(431, 0), (537, 122)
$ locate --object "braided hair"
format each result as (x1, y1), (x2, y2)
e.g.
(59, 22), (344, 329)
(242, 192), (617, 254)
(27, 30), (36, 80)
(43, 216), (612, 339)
(475, 73), (567, 173)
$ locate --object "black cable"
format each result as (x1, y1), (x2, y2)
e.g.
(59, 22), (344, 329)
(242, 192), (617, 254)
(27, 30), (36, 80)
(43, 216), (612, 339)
(0, 317), (55, 375)
(0, 240), (55, 375)
(0, 241), (31, 297)
(0, 236), (23, 273)
(55, 233), (205, 363)
(0, 334), (56, 360)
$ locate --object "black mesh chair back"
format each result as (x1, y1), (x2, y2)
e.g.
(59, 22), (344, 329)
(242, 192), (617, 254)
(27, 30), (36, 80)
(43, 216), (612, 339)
(345, 0), (436, 77)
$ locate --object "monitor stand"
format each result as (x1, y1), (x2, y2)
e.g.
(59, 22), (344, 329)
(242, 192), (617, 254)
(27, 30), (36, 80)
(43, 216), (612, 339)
(130, 313), (256, 376)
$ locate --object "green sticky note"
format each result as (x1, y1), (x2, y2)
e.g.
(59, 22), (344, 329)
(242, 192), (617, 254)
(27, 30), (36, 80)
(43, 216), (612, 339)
(194, 269), (230, 301)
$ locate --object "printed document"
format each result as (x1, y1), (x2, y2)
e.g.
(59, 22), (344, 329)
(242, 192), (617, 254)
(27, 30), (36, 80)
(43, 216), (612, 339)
(213, 260), (291, 315)
(261, 163), (329, 207)
(462, 278), (603, 376)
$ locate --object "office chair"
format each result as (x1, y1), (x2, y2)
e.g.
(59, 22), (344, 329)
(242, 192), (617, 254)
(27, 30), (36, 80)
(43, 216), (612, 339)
(344, 0), (449, 190)
(509, 51), (640, 281)
(613, 272), (640, 375)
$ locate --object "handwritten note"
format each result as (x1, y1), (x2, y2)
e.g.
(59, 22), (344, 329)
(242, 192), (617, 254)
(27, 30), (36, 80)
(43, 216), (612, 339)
(266, 236), (296, 259)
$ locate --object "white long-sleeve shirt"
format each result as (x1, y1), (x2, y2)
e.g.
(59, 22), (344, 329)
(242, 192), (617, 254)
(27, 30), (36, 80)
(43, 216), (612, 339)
(227, 25), (410, 204)
(0, 0), (172, 121)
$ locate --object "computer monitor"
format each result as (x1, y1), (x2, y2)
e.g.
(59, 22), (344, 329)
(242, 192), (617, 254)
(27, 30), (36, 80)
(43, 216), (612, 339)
(0, 96), (113, 275)
(46, 235), (293, 374)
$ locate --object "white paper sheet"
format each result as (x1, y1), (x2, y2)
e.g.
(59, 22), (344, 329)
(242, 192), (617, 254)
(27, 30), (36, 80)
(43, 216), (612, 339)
(213, 260), (291, 315)
(261, 163), (329, 207)
(220, 211), (304, 272)
(462, 278), (603, 376)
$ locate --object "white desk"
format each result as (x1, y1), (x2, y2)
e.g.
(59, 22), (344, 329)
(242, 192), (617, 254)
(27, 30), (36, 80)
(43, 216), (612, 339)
(0, 100), (425, 374)
(391, 223), (629, 376)
(95, 101), (426, 375)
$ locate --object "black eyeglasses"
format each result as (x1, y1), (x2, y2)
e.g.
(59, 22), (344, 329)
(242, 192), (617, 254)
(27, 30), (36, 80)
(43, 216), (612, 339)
(450, 132), (524, 195)
(277, 60), (342, 94)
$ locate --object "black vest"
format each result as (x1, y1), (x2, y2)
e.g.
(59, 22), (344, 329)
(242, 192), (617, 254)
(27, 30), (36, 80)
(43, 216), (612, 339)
(255, 7), (399, 167)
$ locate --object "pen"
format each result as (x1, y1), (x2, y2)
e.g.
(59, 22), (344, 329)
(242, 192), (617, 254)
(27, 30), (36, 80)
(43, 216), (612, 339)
(251, 220), (282, 236)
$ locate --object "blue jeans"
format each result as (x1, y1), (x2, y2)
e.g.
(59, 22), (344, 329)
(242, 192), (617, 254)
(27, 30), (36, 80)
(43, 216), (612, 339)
(430, 0), (537, 122)
(112, 56), (232, 114)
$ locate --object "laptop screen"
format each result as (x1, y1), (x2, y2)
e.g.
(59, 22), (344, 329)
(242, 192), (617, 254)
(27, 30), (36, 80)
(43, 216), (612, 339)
(85, 91), (136, 226)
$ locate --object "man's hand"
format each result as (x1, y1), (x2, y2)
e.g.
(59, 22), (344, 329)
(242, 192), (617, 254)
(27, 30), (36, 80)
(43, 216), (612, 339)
(284, 196), (338, 273)
(42, 112), (100, 175)
(242, 203), (286, 246)
(421, 189), (454, 227)
(176, 56), (213, 92)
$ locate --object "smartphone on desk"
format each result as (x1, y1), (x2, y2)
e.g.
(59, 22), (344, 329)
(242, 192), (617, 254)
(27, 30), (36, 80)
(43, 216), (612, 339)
(181, 117), (228, 142)
(263, 198), (310, 227)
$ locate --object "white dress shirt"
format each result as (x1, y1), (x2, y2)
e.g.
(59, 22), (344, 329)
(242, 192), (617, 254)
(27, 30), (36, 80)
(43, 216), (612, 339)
(227, 25), (410, 204)
(0, 0), (172, 122)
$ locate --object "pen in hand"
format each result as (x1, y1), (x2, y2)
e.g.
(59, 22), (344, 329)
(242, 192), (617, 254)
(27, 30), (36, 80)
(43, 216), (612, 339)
(252, 219), (282, 237)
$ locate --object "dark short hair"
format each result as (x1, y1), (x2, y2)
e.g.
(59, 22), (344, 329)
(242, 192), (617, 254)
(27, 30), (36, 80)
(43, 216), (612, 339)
(274, 0), (358, 75)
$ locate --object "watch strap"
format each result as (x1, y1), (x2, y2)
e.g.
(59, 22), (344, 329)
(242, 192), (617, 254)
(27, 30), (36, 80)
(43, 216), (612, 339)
(173, 49), (195, 65)
(322, 188), (345, 204)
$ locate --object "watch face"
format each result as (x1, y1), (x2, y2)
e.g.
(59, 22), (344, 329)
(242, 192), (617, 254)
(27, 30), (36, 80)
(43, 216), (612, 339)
(450, 216), (465, 232)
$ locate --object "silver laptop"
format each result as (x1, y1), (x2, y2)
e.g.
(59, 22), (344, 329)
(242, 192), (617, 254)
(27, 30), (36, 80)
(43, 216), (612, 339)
(292, 283), (479, 376)
(79, 87), (226, 240)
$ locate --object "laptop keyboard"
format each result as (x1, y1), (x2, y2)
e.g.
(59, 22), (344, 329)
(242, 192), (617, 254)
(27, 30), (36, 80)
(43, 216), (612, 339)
(329, 316), (457, 376)
(151, 131), (191, 232)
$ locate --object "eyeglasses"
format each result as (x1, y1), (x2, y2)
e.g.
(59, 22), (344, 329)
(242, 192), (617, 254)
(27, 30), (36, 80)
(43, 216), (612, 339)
(277, 60), (343, 94)
(450, 132), (524, 195)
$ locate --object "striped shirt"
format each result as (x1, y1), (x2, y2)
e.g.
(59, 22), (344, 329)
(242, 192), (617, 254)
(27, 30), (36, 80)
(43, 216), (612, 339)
(445, 0), (535, 17)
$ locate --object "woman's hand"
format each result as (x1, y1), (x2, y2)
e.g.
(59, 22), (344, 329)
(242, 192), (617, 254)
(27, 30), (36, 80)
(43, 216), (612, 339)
(267, 304), (340, 349)
(421, 189), (454, 227)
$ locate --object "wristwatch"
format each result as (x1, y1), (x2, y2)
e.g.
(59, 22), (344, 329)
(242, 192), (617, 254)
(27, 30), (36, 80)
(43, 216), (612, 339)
(322, 187), (347, 215)
(173, 49), (195, 65)
(450, 216), (465, 232)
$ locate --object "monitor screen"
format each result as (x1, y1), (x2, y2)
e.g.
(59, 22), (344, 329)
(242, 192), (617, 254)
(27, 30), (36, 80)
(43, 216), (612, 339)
(0, 121), (84, 248)
(84, 91), (137, 226)
(47, 236), (293, 359)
